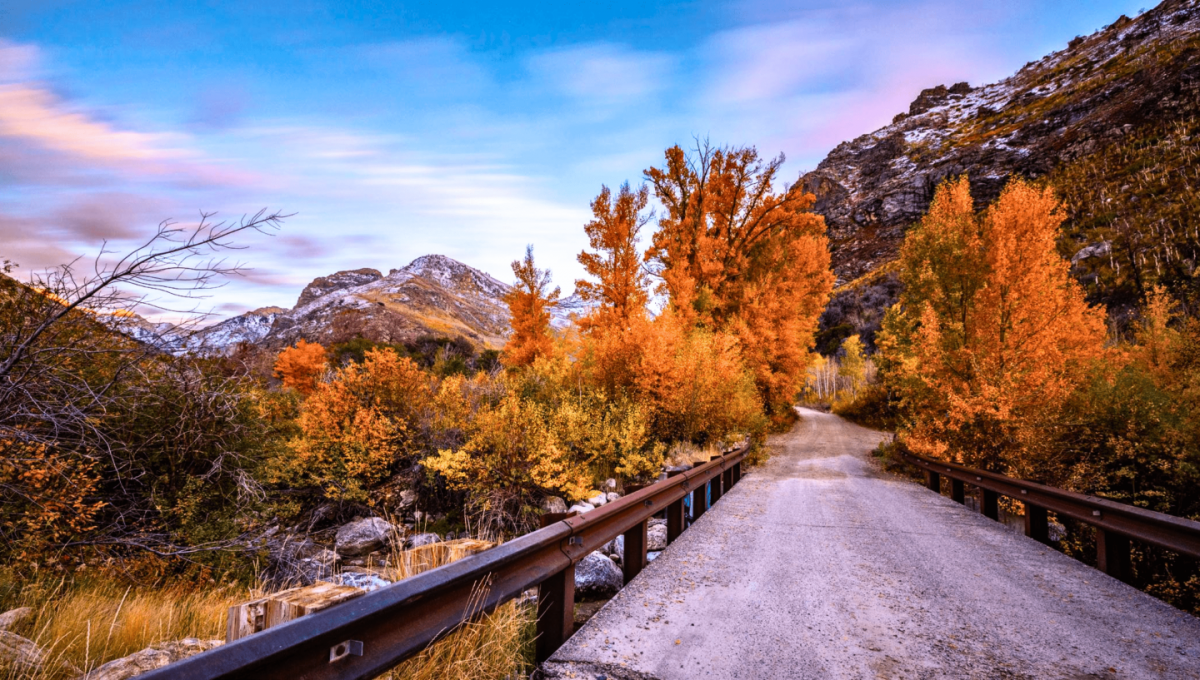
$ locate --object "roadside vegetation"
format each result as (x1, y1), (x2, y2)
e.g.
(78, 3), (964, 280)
(0, 142), (833, 676)
(834, 176), (1200, 615)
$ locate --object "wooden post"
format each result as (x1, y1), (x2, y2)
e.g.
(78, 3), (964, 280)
(980, 489), (1000, 521)
(536, 564), (576, 663)
(732, 461), (741, 485)
(950, 478), (965, 504)
(1096, 529), (1132, 583)
(667, 470), (685, 544)
(623, 521), (648, 585)
(723, 467), (733, 494)
(925, 470), (941, 494)
(1025, 504), (1049, 544)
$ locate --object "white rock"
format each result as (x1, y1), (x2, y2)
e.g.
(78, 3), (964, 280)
(568, 503), (595, 514)
(606, 492), (620, 503)
(0, 631), (43, 670)
(648, 523), (668, 551)
(0, 607), (31, 632)
(574, 552), (623, 600)
(335, 517), (396, 557)
(541, 496), (568, 514)
(81, 638), (222, 680)
(405, 532), (442, 549)
(587, 493), (607, 507)
(604, 478), (617, 490)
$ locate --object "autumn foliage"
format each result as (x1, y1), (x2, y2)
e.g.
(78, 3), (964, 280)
(644, 144), (834, 419)
(274, 338), (328, 395)
(502, 246), (560, 368)
(878, 177), (1108, 480)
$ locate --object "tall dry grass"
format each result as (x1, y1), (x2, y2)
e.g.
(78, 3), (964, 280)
(0, 536), (535, 680)
(0, 575), (245, 679)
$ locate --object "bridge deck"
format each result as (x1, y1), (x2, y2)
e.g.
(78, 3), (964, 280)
(543, 408), (1200, 679)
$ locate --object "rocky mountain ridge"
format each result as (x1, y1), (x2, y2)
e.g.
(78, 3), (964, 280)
(810, 0), (1200, 350)
(804, 0), (1200, 285)
(128, 254), (587, 355)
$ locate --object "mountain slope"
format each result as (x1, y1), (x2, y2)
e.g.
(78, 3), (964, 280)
(810, 0), (1200, 347)
(805, 0), (1200, 284)
(150, 254), (590, 355)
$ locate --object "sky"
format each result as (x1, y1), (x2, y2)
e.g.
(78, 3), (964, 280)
(0, 0), (1148, 321)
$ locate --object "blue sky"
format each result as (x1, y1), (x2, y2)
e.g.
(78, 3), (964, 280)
(0, 0), (1146, 320)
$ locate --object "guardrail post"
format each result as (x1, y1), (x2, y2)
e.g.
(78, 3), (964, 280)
(980, 488), (1000, 520)
(536, 564), (576, 663)
(722, 466), (733, 494)
(690, 462), (707, 523)
(1096, 529), (1132, 583)
(732, 461), (741, 485)
(925, 470), (941, 493)
(623, 521), (648, 585)
(1025, 504), (1049, 544)
(950, 478), (965, 504)
(667, 471), (685, 544)
(710, 456), (723, 504)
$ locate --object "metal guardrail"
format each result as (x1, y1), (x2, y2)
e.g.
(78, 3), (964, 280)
(140, 446), (749, 680)
(896, 448), (1200, 581)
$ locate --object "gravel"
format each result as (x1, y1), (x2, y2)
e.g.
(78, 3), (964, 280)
(543, 408), (1200, 679)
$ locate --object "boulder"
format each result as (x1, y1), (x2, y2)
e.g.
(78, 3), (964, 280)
(0, 631), (44, 670)
(81, 638), (222, 680)
(604, 478), (617, 490)
(264, 537), (338, 587)
(0, 607), (31, 632)
(606, 492), (620, 503)
(335, 517), (396, 557)
(648, 523), (668, 551)
(568, 502), (595, 514)
(541, 496), (568, 514)
(405, 533), (441, 549)
(395, 489), (418, 511)
(587, 493), (607, 507)
(574, 552), (623, 600)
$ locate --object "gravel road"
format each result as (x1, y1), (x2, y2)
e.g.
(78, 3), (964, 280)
(542, 408), (1200, 679)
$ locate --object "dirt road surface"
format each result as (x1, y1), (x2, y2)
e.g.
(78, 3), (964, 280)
(542, 408), (1200, 679)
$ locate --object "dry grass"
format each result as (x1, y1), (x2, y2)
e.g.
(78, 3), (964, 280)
(0, 536), (533, 679)
(0, 575), (246, 679)
(379, 589), (535, 680)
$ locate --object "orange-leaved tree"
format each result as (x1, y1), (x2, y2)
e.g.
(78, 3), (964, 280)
(502, 246), (560, 368)
(878, 176), (1108, 481)
(274, 339), (327, 395)
(576, 182), (652, 329)
(643, 143), (833, 419)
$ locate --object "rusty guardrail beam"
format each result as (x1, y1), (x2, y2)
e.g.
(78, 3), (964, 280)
(141, 445), (749, 680)
(896, 448), (1200, 582)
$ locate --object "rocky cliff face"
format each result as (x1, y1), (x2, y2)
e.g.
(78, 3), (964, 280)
(810, 0), (1200, 349)
(804, 0), (1200, 285)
